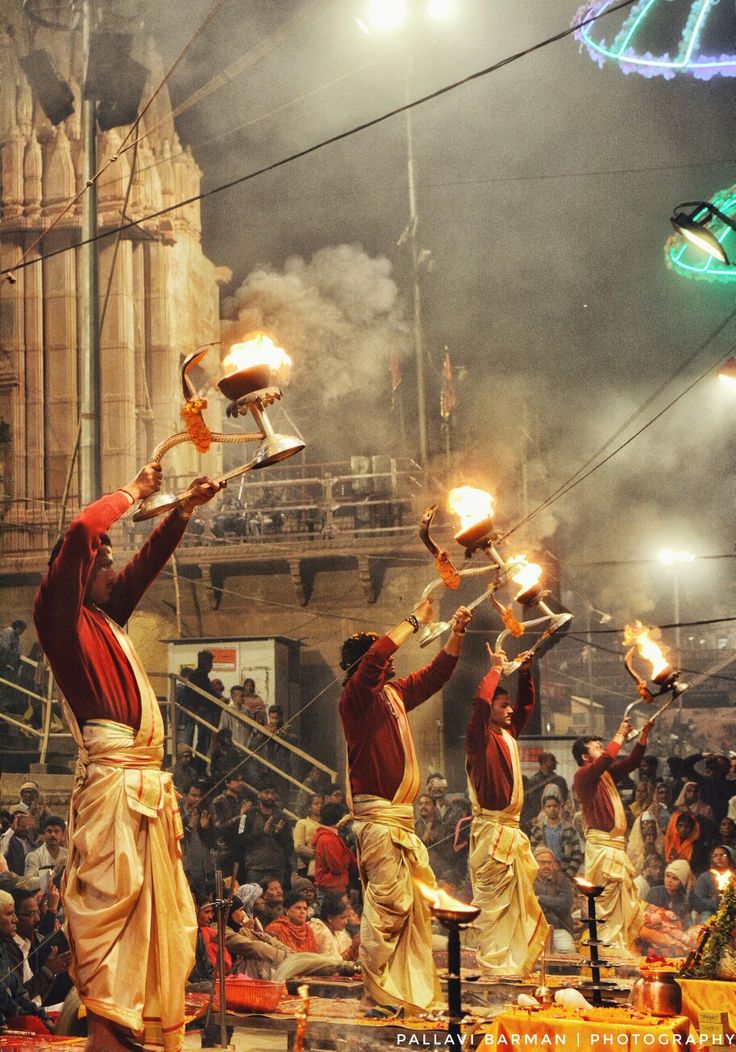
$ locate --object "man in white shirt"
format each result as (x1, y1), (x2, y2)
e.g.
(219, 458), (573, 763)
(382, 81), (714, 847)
(24, 816), (67, 891)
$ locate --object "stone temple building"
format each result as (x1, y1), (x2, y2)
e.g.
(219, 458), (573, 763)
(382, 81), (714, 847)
(0, 2), (226, 556)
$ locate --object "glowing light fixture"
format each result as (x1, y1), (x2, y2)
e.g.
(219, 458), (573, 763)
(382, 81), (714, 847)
(670, 202), (736, 266)
(667, 189), (736, 282)
(574, 0), (736, 80)
(718, 357), (736, 389)
(367, 0), (407, 32)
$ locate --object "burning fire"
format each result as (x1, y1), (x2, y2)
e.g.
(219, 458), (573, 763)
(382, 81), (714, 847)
(223, 332), (292, 380)
(623, 621), (671, 681)
(510, 557), (543, 594)
(448, 486), (494, 530)
(415, 879), (479, 917)
(712, 868), (733, 892)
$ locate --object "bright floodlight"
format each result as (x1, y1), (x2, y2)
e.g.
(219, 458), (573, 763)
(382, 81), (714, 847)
(718, 356), (736, 390)
(368, 0), (407, 31)
(659, 548), (694, 565)
(670, 202), (736, 265)
(427, 0), (454, 19)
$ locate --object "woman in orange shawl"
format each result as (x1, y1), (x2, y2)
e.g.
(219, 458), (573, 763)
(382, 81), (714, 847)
(664, 811), (700, 865)
(266, 891), (319, 954)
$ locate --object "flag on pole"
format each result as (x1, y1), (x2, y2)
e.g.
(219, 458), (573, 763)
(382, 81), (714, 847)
(440, 349), (456, 420)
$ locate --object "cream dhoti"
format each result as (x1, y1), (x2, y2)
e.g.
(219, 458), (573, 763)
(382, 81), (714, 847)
(352, 796), (440, 1012)
(348, 682), (440, 1013)
(62, 614), (196, 1051)
(468, 729), (548, 977)
(583, 773), (645, 957)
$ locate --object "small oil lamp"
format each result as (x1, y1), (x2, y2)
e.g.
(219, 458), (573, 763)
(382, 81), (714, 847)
(133, 335), (304, 521)
(416, 881), (480, 1046)
(621, 621), (688, 738)
(510, 557), (544, 607)
(448, 486), (495, 551)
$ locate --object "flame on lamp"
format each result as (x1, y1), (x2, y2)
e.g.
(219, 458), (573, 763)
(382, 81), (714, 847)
(623, 621), (671, 681)
(712, 868), (733, 892)
(415, 879), (479, 918)
(448, 486), (494, 530)
(223, 332), (292, 380)
(511, 558), (542, 593)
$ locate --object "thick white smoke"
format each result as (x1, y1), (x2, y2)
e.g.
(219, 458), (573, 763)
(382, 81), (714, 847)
(222, 244), (411, 406)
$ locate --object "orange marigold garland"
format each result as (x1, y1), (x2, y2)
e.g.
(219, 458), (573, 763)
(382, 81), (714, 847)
(181, 397), (211, 453)
(435, 550), (461, 589)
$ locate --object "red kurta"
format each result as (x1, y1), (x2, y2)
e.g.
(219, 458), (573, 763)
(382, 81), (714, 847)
(314, 825), (356, 892)
(465, 667), (535, 810)
(34, 490), (187, 729)
(339, 635), (457, 800)
(574, 740), (645, 833)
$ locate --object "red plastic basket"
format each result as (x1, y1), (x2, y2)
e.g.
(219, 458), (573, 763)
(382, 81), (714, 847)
(213, 977), (285, 1013)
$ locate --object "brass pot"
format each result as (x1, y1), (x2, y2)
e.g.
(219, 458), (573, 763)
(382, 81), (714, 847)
(630, 971), (682, 1017)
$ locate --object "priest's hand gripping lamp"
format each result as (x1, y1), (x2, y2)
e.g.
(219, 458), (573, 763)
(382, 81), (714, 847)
(133, 334), (305, 521)
(417, 486), (572, 668)
(621, 620), (688, 741)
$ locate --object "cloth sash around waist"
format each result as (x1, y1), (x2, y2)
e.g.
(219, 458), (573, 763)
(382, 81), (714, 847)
(352, 795), (418, 851)
(76, 719), (177, 824)
(585, 828), (629, 882)
(472, 807), (523, 866)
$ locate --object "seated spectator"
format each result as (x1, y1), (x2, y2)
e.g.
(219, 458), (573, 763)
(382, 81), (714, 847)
(0, 889), (52, 1034)
(719, 817), (736, 850)
(11, 887), (72, 1006)
(631, 781), (654, 820)
(291, 877), (318, 919)
(314, 803), (356, 898)
(426, 773), (468, 830)
(664, 811), (706, 871)
(651, 781), (672, 831)
(415, 794), (453, 876)
(209, 727), (241, 784)
(628, 811), (664, 874)
(224, 892), (289, 979)
(23, 816), (67, 892)
(4, 812), (38, 876)
(638, 754), (659, 788)
(323, 784), (345, 807)
(693, 845), (735, 920)
(675, 781), (714, 824)
(255, 877), (285, 927)
(522, 752), (569, 832)
(634, 853), (666, 899)
(172, 744), (199, 796)
(14, 782), (49, 837)
(293, 794), (323, 878)
(191, 889), (231, 980)
(646, 860), (694, 924)
(309, 892), (360, 960)
(529, 787), (583, 880)
(266, 891), (319, 953)
(532, 847), (576, 954)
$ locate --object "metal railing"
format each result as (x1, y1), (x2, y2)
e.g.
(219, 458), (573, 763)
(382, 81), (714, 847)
(1, 457), (425, 556)
(168, 674), (336, 802)
(0, 672), (71, 766)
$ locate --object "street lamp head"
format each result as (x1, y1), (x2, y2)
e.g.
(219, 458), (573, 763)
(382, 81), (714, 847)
(670, 202), (736, 265)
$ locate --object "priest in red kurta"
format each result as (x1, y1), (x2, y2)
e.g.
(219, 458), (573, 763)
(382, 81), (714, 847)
(573, 717), (651, 957)
(466, 645), (548, 976)
(34, 463), (221, 1052)
(339, 598), (472, 1016)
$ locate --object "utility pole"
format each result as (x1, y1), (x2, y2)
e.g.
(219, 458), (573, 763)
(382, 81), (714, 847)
(78, 0), (101, 505)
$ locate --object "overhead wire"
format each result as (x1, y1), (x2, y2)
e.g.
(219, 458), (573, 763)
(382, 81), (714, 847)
(1, 0), (638, 280)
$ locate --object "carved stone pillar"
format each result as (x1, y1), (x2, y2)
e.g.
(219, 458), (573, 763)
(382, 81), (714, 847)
(99, 237), (137, 489)
(42, 232), (78, 499)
